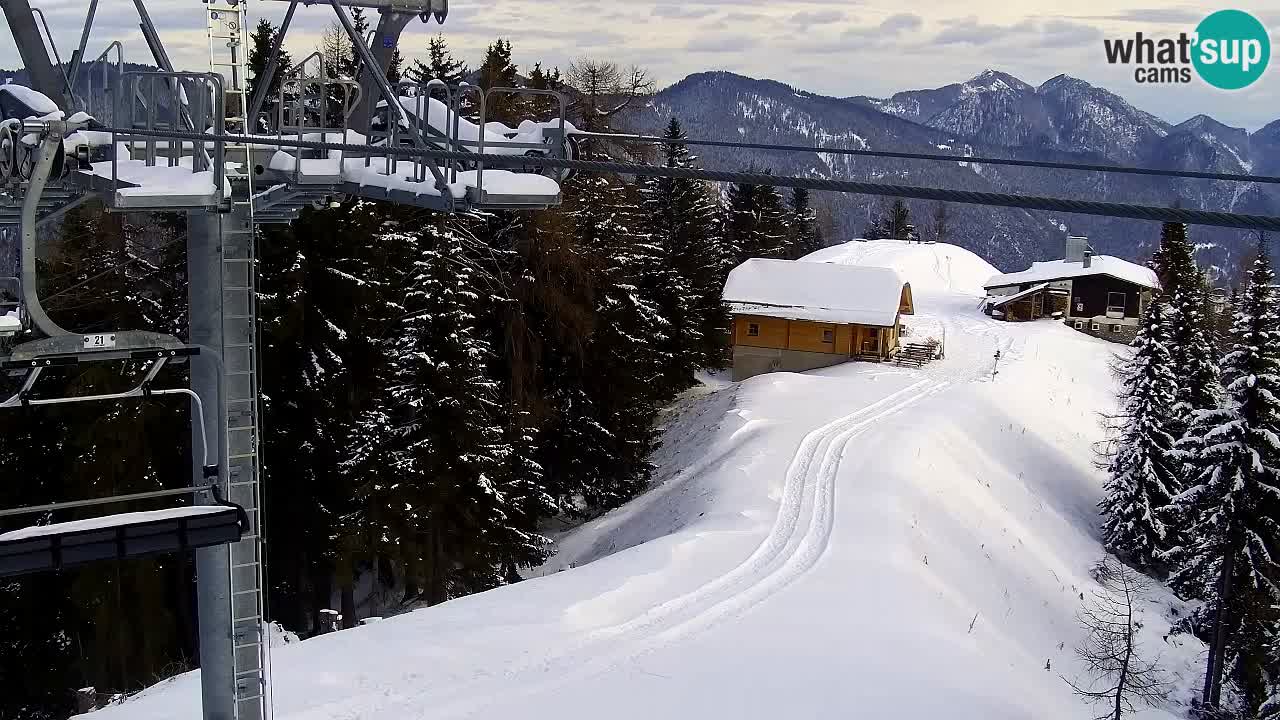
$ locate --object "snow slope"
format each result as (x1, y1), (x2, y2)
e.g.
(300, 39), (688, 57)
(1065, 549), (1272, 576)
(89, 242), (1203, 720)
(802, 238), (998, 296)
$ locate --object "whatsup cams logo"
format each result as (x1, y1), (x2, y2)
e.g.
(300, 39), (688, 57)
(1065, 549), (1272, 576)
(1103, 9), (1270, 89)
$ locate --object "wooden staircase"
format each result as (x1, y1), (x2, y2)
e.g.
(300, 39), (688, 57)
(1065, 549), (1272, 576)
(895, 340), (940, 368)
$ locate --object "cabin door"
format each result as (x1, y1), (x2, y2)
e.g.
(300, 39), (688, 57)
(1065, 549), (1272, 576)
(860, 327), (880, 355)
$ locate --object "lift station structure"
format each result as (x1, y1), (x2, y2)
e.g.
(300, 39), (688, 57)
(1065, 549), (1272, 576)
(0, 0), (572, 717)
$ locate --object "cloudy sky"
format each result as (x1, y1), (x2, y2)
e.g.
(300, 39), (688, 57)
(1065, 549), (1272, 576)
(9, 0), (1279, 130)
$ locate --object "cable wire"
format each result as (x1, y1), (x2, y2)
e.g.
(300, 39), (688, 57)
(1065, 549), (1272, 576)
(570, 130), (1280, 186)
(101, 126), (1280, 232)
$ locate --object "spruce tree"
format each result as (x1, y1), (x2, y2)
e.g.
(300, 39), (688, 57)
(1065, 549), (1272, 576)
(1167, 238), (1280, 713)
(639, 117), (729, 385)
(1101, 297), (1179, 569)
(476, 39), (522, 125)
(724, 179), (789, 263)
(1151, 221), (1197, 296)
(886, 198), (912, 240)
(787, 187), (822, 260)
(408, 34), (468, 85)
(247, 19), (291, 130)
(373, 222), (530, 604)
(1155, 224), (1221, 440)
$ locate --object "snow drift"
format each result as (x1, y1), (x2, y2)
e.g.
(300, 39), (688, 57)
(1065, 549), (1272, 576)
(802, 238), (998, 296)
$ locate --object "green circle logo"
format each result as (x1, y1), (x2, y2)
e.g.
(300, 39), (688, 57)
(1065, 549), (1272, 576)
(1192, 10), (1270, 90)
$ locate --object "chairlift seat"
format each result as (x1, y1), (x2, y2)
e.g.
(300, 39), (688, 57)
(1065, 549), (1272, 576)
(0, 505), (245, 578)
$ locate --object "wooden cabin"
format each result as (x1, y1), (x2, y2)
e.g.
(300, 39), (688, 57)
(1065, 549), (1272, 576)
(722, 259), (914, 381)
(984, 238), (1159, 343)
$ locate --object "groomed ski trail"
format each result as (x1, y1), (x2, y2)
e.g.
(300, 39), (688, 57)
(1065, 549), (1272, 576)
(425, 378), (953, 719)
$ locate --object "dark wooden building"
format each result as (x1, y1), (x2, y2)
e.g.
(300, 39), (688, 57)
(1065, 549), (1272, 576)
(983, 243), (1159, 343)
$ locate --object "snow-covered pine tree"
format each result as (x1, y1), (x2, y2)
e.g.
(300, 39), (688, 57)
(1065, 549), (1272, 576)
(1166, 238), (1280, 714)
(372, 221), (536, 604)
(1100, 296), (1179, 569)
(1151, 221), (1197, 297)
(541, 157), (667, 513)
(1156, 223), (1221, 440)
(640, 117), (730, 387)
(786, 187), (822, 260)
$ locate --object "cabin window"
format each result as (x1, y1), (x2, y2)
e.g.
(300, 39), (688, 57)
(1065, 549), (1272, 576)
(1074, 320), (1085, 330)
(747, 323), (760, 337)
(1091, 322), (1101, 331)
(1107, 292), (1127, 316)
(1111, 324), (1123, 333)
(822, 329), (834, 343)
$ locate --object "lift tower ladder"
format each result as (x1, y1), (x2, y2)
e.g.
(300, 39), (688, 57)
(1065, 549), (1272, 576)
(206, 2), (268, 718)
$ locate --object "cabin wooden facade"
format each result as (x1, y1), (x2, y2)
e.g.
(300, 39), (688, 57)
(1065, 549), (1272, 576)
(731, 316), (900, 359)
(722, 259), (914, 381)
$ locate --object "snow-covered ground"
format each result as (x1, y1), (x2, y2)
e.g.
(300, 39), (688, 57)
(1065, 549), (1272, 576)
(90, 240), (1204, 720)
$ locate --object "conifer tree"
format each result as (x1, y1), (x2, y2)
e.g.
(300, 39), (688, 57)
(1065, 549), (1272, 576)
(408, 34), (468, 85)
(1167, 237), (1280, 713)
(373, 222), (531, 604)
(724, 180), (789, 263)
(786, 187), (822, 259)
(640, 117), (729, 385)
(1154, 224), (1221, 440)
(477, 39), (522, 124)
(1100, 297), (1179, 569)
(247, 19), (291, 129)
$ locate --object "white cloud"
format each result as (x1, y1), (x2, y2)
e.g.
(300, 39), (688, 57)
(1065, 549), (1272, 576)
(0, 0), (1272, 130)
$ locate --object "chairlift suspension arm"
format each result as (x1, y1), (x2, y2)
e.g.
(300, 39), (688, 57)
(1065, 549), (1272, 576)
(20, 125), (71, 337)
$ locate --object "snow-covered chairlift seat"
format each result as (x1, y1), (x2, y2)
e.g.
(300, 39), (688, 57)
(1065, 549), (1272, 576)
(0, 504), (246, 578)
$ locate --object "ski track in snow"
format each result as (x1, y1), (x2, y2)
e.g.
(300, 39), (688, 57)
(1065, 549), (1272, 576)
(421, 379), (954, 719)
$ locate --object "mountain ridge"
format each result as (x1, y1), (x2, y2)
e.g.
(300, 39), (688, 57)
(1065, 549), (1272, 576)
(631, 69), (1279, 275)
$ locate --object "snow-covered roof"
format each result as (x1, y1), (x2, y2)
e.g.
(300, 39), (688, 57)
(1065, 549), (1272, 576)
(0, 505), (233, 542)
(984, 255), (1159, 291)
(993, 280), (1064, 304)
(0, 84), (59, 116)
(722, 258), (912, 327)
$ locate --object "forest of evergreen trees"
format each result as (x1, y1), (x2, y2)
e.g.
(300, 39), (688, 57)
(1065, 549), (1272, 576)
(0, 33), (823, 718)
(1101, 224), (1280, 718)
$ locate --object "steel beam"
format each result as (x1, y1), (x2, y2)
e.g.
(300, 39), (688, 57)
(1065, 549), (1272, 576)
(0, 0), (73, 109)
(188, 210), (235, 720)
(349, 9), (413, 133)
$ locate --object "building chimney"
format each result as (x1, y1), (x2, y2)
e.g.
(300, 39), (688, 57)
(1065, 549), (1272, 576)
(1064, 235), (1089, 263)
(1083, 250), (1092, 268)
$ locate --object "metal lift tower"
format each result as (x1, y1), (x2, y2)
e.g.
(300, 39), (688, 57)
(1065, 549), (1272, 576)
(0, 1), (570, 718)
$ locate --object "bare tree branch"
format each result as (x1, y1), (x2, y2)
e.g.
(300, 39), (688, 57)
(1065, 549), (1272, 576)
(1063, 557), (1171, 720)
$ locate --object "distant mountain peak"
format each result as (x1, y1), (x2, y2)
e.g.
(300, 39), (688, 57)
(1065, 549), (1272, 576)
(1175, 113), (1241, 133)
(1037, 74), (1087, 92)
(965, 69), (1033, 93)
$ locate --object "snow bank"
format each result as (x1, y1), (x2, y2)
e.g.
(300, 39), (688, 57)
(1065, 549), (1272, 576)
(802, 239), (998, 296)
